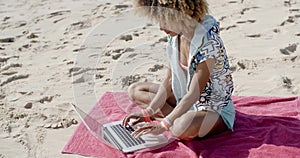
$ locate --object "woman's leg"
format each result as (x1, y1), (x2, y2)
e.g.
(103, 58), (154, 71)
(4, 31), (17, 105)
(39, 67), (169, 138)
(127, 82), (177, 117)
(171, 110), (227, 140)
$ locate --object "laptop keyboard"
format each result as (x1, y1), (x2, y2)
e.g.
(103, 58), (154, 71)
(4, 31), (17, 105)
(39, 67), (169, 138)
(110, 124), (145, 148)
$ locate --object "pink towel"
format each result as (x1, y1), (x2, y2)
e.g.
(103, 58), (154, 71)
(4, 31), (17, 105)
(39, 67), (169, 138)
(62, 92), (300, 158)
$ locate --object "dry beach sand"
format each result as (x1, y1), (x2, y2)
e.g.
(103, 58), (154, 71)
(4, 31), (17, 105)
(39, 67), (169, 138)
(0, 0), (299, 157)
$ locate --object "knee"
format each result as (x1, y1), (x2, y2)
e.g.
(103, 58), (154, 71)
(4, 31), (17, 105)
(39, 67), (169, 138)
(171, 113), (201, 140)
(127, 82), (141, 101)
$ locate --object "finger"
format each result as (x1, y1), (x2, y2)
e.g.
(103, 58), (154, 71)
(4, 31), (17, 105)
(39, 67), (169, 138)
(131, 130), (142, 138)
(134, 128), (152, 138)
(131, 127), (144, 136)
(140, 123), (153, 128)
(132, 124), (155, 137)
(140, 128), (152, 135)
(132, 126), (150, 137)
(151, 127), (165, 135)
(122, 114), (134, 126)
(122, 115), (129, 126)
(135, 131), (146, 138)
(130, 118), (141, 127)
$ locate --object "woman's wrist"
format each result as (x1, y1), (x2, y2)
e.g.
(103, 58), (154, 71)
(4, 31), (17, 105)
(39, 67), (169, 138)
(141, 109), (152, 122)
(160, 116), (173, 130)
(145, 107), (155, 116)
(160, 120), (169, 130)
(164, 116), (173, 126)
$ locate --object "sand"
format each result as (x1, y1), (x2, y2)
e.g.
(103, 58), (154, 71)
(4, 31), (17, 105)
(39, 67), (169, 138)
(0, 0), (299, 157)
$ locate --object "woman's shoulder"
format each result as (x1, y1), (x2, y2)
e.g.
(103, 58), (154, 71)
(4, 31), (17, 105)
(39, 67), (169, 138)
(197, 14), (220, 35)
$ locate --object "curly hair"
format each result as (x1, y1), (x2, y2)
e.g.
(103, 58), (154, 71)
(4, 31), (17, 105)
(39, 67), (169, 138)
(133, 0), (209, 24)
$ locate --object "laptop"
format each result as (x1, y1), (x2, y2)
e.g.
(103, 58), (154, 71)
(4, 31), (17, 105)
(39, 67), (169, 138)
(71, 103), (169, 153)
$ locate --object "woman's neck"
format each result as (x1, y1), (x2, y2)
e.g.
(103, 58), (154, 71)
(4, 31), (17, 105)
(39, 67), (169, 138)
(181, 22), (197, 41)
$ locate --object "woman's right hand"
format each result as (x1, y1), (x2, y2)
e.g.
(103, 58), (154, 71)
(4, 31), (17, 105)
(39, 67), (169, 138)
(122, 112), (146, 127)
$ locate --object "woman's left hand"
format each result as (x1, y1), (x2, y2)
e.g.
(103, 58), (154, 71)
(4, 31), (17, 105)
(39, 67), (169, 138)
(131, 122), (167, 138)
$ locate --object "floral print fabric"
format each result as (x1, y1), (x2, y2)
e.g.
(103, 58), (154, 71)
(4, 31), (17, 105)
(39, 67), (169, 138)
(188, 22), (234, 112)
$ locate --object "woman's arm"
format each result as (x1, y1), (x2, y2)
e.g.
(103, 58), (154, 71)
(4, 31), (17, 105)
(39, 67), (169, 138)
(122, 67), (172, 127)
(167, 59), (215, 123)
(131, 59), (215, 138)
(147, 67), (172, 114)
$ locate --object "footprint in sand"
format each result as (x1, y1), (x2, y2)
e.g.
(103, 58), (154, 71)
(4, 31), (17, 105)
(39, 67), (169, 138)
(0, 57), (9, 63)
(0, 94), (5, 100)
(69, 67), (96, 78)
(280, 43), (298, 55)
(281, 76), (293, 89)
(73, 47), (86, 52)
(0, 37), (15, 43)
(0, 63), (22, 72)
(69, 67), (81, 75)
(289, 8), (300, 12)
(114, 4), (130, 9)
(14, 21), (27, 28)
(24, 103), (33, 109)
(48, 10), (71, 18)
(3, 16), (10, 21)
(36, 128), (46, 144)
(236, 20), (256, 24)
(120, 34), (133, 41)
(284, 0), (298, 7)
(108, 47), (135, 60)
(72, 75), (85, 84)
(127, 53), (138, 58)
(246, 34), (261, 38)
(48, 10), (71, 24)
(151, 37), (168, 46)
(38, 96), (54, 104)
(280, 16), (296, 26)
(121, 74), (144, 88)
(158, 37), (168, 42)
(27, 33), (38, 39)
(220, 25), (237, 31)
(1, 71), (18, 76)
(240, 7), (260, 15)
(16, 135), (30, 151)
(9, 112), (28, 120)
(0, 74), (29, 86)
(65, 61), (74, 65)
(21, 44), (32, 50)
(228, 1), (238, 4)
(133, 32), (139, 37)
(234, 60), (258, 70)
(148, 64), (164, 72)
(237, 61), (246, 70)
(229, 65), (237, 72)
(290, 56), (298, 62)
(95, 74), (104, 79)
(43, 118), (78, 129)
(112, 4), (131, 14)
(65, 20), (92, 34)
(112, 54), (122, 60)
(273, 28), (281, 33)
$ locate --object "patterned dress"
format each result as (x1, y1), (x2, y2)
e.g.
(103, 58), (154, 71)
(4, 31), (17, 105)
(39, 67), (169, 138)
(166, 15), (235, 130)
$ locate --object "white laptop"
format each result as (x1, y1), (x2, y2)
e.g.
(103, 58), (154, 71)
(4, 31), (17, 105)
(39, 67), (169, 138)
(72, 103), (168, 153)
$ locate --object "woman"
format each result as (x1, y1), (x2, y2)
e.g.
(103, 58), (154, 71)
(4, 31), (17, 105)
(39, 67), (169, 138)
(122, 0), (235, 140)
